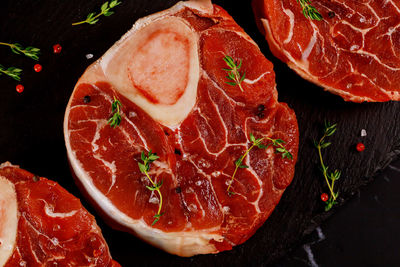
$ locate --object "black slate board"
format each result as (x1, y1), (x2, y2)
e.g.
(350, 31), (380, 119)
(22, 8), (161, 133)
(279, 158), (400, 266)
(1, 0), (399, 266)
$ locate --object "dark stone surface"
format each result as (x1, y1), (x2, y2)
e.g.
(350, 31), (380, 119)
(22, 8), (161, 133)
(277, 158), (400, 267)
(0, 0), (399, 266)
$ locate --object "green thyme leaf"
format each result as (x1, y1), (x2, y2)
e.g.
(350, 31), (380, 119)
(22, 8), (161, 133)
(0, 64), (23, 81)
(0, 42), (40, 61)
(316, 121), (341, 211)
(227, 133), (293, 195)
(108, 97), (122, 128)
(222, 55), (246, 92)
(139, 150), (164, 225)
(72, 0), (122, 26)
(297, 0), (323, 21)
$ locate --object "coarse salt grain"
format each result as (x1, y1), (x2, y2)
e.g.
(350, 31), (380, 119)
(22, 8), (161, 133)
(361, 129), (367, 137)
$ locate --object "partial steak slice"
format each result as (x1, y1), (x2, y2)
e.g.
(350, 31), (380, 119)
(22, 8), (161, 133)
(0, 162), (119, 267)
(253, 0), (400, 102)
(64, 0), (299, 257)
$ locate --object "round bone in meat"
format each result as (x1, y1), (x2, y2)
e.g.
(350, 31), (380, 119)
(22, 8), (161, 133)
(0, 162), (120, 267)
(64, 0), (299, 256)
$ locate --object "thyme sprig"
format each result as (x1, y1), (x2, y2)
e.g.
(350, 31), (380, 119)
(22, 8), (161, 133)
(223, 55), (246, 92)
(314, 121), (341, 211)
(108, 97), (122, 128)
(0, 42), (40, 61)
(0, 64), (22, 81)
(297, 0), (323, 21)
(72, 0), (121, 25)
(227, 133), (293, 195)
(138, 150), (164, 225)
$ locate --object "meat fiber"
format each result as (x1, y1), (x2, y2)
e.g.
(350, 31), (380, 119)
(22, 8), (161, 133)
(0, 162), (119, 266)
(64, 0), (299, 256)
(253, 0), (400, 102)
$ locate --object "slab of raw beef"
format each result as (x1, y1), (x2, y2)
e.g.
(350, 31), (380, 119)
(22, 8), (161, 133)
(0, 162), (119, 267)
(253, 0), (400, 102)
(64, 0), (299, 256)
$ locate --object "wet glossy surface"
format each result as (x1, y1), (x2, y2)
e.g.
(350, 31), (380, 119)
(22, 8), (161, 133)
(1, 0), (399, 265)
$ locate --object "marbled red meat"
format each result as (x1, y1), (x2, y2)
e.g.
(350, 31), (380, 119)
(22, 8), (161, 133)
(64, 0), (299, 256)
(253, 0), (400, 102)
(0, 163), (119, 266)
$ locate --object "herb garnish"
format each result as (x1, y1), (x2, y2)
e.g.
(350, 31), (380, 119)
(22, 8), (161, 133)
(108, 97), (122, 128)
(0, 64), (22, 81)
(72, 0), (122, 26)
(223, 55), (246, 92)
(314, 121), (340, 211)
(0, 42), (40, 61)
(297, 0), (323, 21)
(138, 150), (164, 225)
(227, 133), (293, 195)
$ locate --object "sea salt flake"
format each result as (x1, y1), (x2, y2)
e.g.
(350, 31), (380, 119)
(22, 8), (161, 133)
(149, 196), (159, 204)
(86, 53), (94, 59)
(350, 45), (359, 51)
(188, 204), (197, 212)
(225, 179), (232, 186)
(361, 129), (367, 137)
(222, 206), (230, 213)
(51, 237), (59, 246)
(211, 171), (220, 177)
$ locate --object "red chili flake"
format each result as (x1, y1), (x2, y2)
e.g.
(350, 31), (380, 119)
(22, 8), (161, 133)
(92, 249), (102, 257)
(34, 64), (42, 72)
(356, 142), (365, 152)
(16, 84), (24, 93)
(321, 193), (329, 202)
(53, 44), (62, 54)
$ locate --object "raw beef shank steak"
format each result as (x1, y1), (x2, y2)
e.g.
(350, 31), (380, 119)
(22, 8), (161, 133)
(0, 162), (119, 266)
(253, 0), (400, 102)
(64, 0), (299, 256)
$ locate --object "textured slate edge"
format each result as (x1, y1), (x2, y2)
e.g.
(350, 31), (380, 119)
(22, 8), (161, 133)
(1, 0), (399, 266)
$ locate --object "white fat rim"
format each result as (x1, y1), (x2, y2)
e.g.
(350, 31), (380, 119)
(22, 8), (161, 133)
(64, 121), (222, 256)
(0, 175), (18, 266)
(63, 1), (223, 257)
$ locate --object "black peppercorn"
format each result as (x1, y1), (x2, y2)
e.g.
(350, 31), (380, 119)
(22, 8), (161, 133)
(83, 95), (91, 103)
(256, 104), (265, 118)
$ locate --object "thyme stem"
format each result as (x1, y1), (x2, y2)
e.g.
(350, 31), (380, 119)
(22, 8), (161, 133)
(0, 42), (40, 61)
(0, 42), (11, 47)
(143, 169), (163, 216)
(317, 138), (336, 200)
(138, 150), (164, 225)
(0, 64), (22, 81)
(297, 0), (323, 21)
(72, 13), (103, 25)
(315, 121), (341, 211)
(227, 133), (293, 195)
(222, 55), (246, 92)
(72, 0), (121, 26)
(108, 97), (122, 128)
(226, 143), (256, 194)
